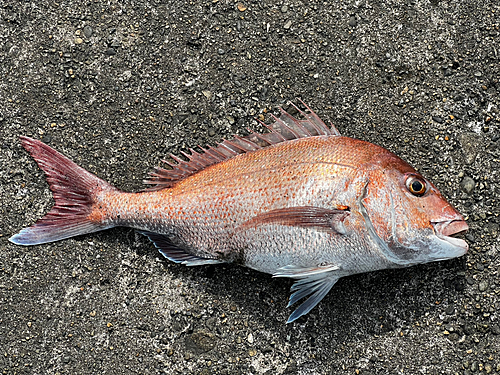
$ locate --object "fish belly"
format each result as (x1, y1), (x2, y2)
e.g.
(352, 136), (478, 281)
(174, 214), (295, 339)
(233, 224), (392, 276)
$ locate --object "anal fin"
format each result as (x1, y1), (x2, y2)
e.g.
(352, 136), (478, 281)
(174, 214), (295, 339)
(140, 231), (222, 266)
(273, 264), (340, 323)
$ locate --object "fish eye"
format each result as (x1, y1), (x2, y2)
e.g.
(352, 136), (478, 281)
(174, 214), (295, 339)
(405, 175), (427, 196)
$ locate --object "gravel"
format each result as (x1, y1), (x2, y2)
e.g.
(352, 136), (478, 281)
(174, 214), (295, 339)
(1, 0), (499, 374)
(460, 176), (476, 194)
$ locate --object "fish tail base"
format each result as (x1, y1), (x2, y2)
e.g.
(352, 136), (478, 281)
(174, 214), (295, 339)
(9, 136), (118, 246)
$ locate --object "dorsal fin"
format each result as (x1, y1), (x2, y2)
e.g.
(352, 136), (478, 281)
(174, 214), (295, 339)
(143, 100), (340, 191)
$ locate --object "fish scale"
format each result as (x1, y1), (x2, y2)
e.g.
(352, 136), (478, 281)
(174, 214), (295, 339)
(10, 103), (468, 323)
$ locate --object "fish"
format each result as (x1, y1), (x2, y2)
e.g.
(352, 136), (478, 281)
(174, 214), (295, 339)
(9, 102), (468, 323)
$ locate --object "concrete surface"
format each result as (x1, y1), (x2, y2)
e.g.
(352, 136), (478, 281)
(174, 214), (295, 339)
(1, 0), (499, 374)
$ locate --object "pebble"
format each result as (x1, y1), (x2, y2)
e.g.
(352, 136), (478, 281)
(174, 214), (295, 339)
(460, 176), (475, 194)
(202, 90), (212, 100)
(247, 333), (254, 344)
(432, 116), (444, 124)
(105, 48), (116, 55)
(349, 15), (357, 27)
(75, 38), (83, 44)
(185, 331), (216, 354)
(491, 325), (500, 335)
(218, 48), (225, 55)
(459, 133), (481, 164)
(445, 305), (455, 315)
(455, 280), (465, 291)
(478, 281), (488, 292)
(281, 5), (288, 13)
(465, 233), (475, 243)
(284, 20), (292, 29)
(235, 20), (241, 32)
(83, 25), (93, 38)
(261, 346), (272, 353)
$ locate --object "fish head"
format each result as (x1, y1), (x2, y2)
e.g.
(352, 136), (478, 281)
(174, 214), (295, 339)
(361, 151), (468, 267)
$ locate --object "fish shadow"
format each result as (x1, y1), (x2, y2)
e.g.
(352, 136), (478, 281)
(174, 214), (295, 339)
(130, 230), (467, 347)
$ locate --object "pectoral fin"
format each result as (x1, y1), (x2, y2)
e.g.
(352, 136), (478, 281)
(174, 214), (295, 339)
(273, 264), (340, 323)
(239, 206), (350, 234)
(140, 231), (222, 266)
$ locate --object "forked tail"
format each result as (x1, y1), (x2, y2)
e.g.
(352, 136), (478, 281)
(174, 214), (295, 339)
(9, 136), (118, 246)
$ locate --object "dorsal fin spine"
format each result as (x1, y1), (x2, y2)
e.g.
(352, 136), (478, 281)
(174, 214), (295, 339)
(289, 102), (326, 136)
(280, 108), (313, 136)
(186, 149), (198, 159)
(270, 113), (302, 138)
(180, 151), (193, 160)
(222, 139), (247, 153)
(161, 160), (177, 168)
(257, 119), (287, 141)
(299, 99), (340, 136)
(206, 146), (227, 159)
(143, 102), (339, 191)
(169, 154), (185, 164)
(218, 142), (239, 157)
(233, 134), (261, 150)
(198, 146), (222, 162)
(246, 128), (273, 145)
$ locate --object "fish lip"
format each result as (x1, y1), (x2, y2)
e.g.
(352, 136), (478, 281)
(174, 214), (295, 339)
(431, 220), (469, 252)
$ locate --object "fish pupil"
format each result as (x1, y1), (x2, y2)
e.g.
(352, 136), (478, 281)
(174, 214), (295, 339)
(411, 180), (424, 194)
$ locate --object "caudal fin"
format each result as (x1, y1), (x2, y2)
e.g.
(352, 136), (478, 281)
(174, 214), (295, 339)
(9, 136), (118, 246)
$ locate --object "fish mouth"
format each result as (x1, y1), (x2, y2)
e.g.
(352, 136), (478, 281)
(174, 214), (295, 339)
(432, 220), (469, 252)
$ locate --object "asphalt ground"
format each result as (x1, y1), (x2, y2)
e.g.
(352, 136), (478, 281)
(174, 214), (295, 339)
(1, 1), (499, 374)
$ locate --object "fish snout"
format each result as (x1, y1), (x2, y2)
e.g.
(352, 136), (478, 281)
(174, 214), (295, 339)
(434, 220), (469, 237)
(431, 220), (469, 253)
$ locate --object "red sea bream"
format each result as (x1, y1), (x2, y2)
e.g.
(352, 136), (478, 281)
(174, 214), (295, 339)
(10, 103), (468, 323)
